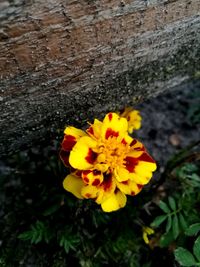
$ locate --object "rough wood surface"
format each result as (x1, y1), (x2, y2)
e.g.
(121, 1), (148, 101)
(0, 0), (200, 156)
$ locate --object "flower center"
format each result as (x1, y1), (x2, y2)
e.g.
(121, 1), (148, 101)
(96, 137), (130, 171)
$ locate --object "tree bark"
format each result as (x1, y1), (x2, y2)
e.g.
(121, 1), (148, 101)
(0, 0), (200, 156)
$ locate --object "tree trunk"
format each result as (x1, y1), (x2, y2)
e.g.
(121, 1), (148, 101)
(0, 0), (200, 155)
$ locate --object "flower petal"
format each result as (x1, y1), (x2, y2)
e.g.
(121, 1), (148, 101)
(82, 169), (103, 186)
(120, 108), (142, 133)
(131, 160), (156, 185)
(63, 174), (84, 199)
(101, 113), (128, 140)
(64, 126), (86, 138)
(114, 166), (130, 182)
(81, 185), (98, 199)
(130, 139), (145, 151)
(117, 180), (143, 196)
(62, 126), (86, 151)
(101, 190), (127, 212)
(87, 119), (103, 139)
(69, 136), (98, 170)
(95, 173), (116, 204)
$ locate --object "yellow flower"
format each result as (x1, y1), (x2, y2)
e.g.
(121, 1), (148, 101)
(120, 107), (142, 134)
(60, 112), (156, 212)
(142, 226), (155, 244)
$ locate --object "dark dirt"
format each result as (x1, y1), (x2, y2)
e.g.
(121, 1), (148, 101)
(135, 80), (200, 179)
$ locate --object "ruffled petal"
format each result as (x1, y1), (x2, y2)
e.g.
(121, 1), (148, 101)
(64, 126), (86, 138)
(63, 174), (84, 199)
(69, 136), (98, 170)
(101, 113), (128, 140)
(130, 139), (145, 151)
(121, 134), (134, 146)
(95, 173), (116, 204)
(87, 119), (103, 139)
(132, 160), (157, 185)
(82, 169), (103, 186)
(81, 185), (99, 199)
(123, 148), (156, 184)
(120, 108), (142, 133)
(101, 190), (127, 212)
(62, 126), (86, 151)
(114, 166), (130, 182)
(116, 180), (143, 196)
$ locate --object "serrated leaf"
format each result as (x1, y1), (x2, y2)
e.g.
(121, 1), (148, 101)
(166, 215), (172, 233)
(159, 230), (174, 248)
(179, 213), (188, 231)
(174, 247), (197, 266)
(159, 200), (170, 213)
(185, 223), (200, 236)
(151, 215), (167, 228)
(172, 215), (179, 239)
(168, 196), (176, 211)
(193, 236), (200, 261)
(190, 173), (200, 182)
(18, 231), (33, 241)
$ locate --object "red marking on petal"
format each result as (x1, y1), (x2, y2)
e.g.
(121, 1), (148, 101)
(62, 135), (76, 151)
(121, 180), (128, 185)
(85, 148), (98, 164)
(59, 150), (70, 166)
(105, 128), (119, 139)
(82, 170), (91, 176)
(137, 184), (143, 190)
(125, 156), (138, 172)
(84, 178), (89, 183)
(87, 126), (94, 136)
(134, 146), (145, 151)
(92, 179), (100, 186)
(75, 170), (82, 177)
(82, 170), (91, 183)
(102, 172), (112, 191)
(108, 113), (113, 121)
(127, 115), (130, 121)
(121, 138), (127, 145)
(130, 139), (137, 147)
(93, 170), (101, 176)
(138, 153), (155, 163)
(85, 193), (91, 198)
(130, 191), (135, 196)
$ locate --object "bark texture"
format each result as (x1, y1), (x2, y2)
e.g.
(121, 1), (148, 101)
(0, 0), (200, 155)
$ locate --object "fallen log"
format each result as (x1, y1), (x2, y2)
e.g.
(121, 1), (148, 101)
(0, 0), (200, 156)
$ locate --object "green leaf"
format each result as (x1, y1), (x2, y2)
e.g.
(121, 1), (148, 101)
(179, 213), (188, 231)
(185, 223), (200, 236)
(18, 231), (33, 241)
(190, 173), (200, 182)
(193, 236), (200, 261)
(174, 247), (197, 266)
(159, 230), (174, 248)
(166, 215), (172, 233)
(168, 196), (176, 211)
(151, 215), (167, 228)
(172, 215), (179, 239)
(159, 201), (170, 213)
(18, 221), (52, 244)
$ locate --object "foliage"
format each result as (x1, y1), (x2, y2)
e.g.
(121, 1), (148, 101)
(0, 138), (200, 266)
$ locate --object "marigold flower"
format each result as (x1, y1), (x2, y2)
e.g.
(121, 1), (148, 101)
(142, 226), (155, 244)
(120, 107), (142, 134)
(60, 112), (156, 212)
